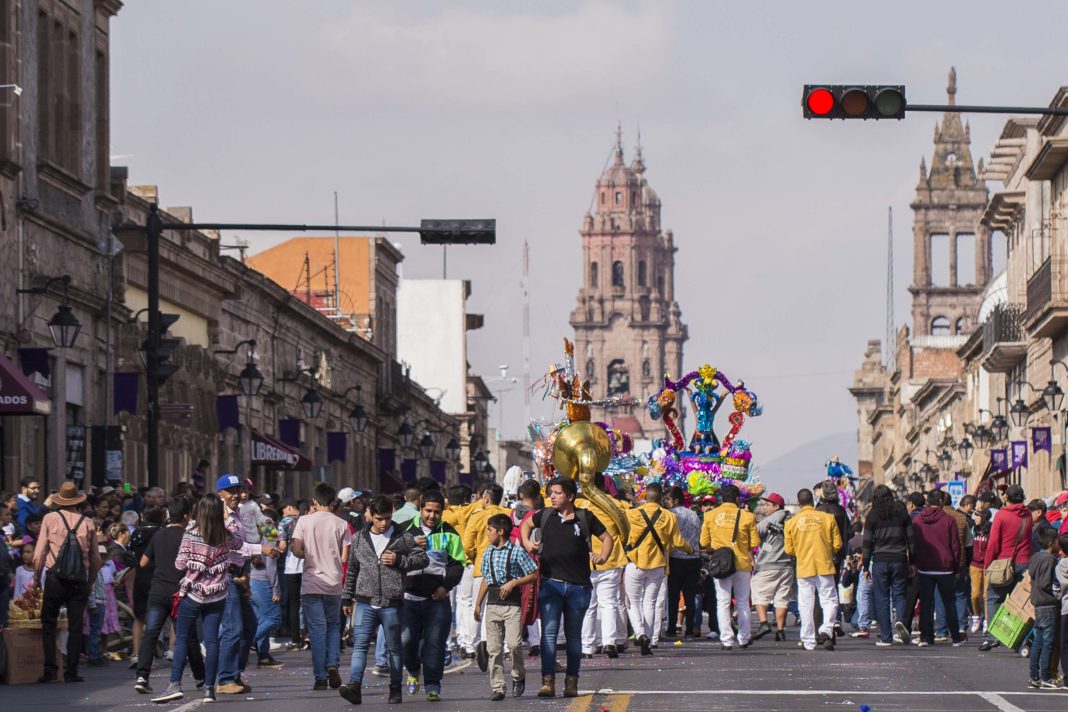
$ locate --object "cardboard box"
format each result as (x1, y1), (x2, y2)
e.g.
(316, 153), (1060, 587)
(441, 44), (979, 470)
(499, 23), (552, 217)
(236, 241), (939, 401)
(2, 626), (64, 685)
(1003, 573), (1034, 622)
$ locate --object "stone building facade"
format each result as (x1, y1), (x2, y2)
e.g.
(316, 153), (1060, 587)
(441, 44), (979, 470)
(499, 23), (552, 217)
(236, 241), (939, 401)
(569, 130), (687, 438)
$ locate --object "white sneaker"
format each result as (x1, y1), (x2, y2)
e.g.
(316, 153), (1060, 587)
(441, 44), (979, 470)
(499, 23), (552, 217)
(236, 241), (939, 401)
(163, 650), (174, 661)
(875, 641), (893, 647)
(969, 616), (980, 634)
(704, 631), (720, 640)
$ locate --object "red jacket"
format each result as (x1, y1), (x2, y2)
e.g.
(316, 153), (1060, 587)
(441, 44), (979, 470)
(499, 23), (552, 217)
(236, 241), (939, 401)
(983, 503), (1033, 568)
(912, 507), (960, 574)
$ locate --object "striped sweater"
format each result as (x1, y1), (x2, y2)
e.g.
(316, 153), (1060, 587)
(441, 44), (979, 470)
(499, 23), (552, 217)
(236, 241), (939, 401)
(174, 528), (243, 603)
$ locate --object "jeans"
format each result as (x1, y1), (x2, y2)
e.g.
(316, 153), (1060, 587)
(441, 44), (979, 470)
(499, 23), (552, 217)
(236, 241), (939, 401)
(666, 558), (701, 635)
(249, 580), (282, 658)
(171, 597), (225, 687)
(41, 574), (87, 678)
(871, 561), (908, 643)
(217, 574), (256, 685)
(854, 570), (873, 630)
(86, 605), (105, 661)
(1031, 606), (1058, 681)
(303, 594), (341, 682)
(985, 563), (1027, 643)
(402, 597), (452, 690)
(138, 596), (204, 680)
(283, 573), (303, 643)
(538, 578), (592, 678)
(919, 573), (962, 644)
(348, 603), (402, 685)
(375, 625), (388, 667)
(935, 570), (970, 636)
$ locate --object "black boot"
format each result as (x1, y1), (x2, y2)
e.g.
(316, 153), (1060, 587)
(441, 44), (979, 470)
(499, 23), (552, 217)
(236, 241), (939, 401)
(388, 684), (403, 704)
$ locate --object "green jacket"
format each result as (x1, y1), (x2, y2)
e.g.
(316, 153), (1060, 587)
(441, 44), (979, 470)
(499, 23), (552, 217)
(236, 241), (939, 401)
(403, 517), (466, 597)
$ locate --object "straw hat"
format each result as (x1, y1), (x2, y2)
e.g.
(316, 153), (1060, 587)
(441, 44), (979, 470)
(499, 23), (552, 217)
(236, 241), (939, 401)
(52, 481), (86, 507)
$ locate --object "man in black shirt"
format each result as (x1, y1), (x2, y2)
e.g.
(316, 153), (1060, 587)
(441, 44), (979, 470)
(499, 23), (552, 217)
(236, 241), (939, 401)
(133, 497), (205, 694)
(520, 476), (612, 699)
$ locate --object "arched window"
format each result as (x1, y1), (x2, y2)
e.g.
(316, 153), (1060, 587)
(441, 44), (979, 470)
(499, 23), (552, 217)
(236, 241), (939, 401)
(955, 317), (965, 334)
(657, 275), (665, 294)
(642, 359), (652, 378)
(614, 191), (622, 205)
(638, 260), (647, 287)
(590, 262), (598, 287)
(611, 261), (624, 287)
(600, 191), (605, 205)
(931, 316), (951, 335)
(607, 359), (629, 396)
(585, 359), (595, 380)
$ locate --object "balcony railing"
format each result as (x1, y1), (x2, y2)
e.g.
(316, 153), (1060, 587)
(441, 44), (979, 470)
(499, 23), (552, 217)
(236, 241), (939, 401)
(982, 303), (1023, 353)
(1025, 257), (1052, 322)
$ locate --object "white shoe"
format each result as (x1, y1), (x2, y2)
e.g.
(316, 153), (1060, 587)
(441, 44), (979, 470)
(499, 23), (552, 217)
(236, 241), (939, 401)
(163, 650), (174, 661)
(704, 631), (720, 640)
(969, 616), (980, 634)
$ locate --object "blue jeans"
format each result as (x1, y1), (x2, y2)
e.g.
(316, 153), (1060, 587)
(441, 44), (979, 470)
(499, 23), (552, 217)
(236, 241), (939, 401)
(86, 604), (105, 661)
(348, 603), (403, 686)
(375, 624), (388, 667)
(919, 573), (962, 644)
(985, 563), (1027, 643)
(871, 561), (908, 644)
(171, 597), (225, 686)
(1030, 606), (1058, 680)
(303, 594), (341, 682)
(402, 597), (451, 690)
(854, 571), (873, 629)
(538, 578), (592, 678)
(934, 570), (970, 636)
(137, 596), (205, 680)
(217, 574), (256, 685)
(250, 580), (282, 658)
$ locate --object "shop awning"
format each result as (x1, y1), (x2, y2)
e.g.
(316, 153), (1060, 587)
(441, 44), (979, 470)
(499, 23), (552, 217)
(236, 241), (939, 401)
(0, 351), (51, 415)
(379, 470), (406, 495)
(250, 431), (311, 471)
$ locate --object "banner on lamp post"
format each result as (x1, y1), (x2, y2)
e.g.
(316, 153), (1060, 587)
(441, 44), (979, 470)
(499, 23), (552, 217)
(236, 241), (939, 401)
(1031, 426), (1052, 455)
(1010, 440), (1028, 469)
(990, 448), (1008, 471)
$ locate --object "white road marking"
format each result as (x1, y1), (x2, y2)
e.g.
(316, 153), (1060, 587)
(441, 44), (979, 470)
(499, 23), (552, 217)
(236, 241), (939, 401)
(590, 689), (1048, 697)
(977, 692), (1029, 712)
(170, 699), (204, 712)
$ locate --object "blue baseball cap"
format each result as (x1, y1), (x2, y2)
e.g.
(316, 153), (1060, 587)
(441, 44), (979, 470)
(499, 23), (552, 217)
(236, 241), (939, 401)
(216, 474), (243, 491)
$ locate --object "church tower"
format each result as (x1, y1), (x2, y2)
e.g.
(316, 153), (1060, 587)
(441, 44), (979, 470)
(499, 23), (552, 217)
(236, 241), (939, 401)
(570, 129), (688, 439)
(909, 68), (992, 336)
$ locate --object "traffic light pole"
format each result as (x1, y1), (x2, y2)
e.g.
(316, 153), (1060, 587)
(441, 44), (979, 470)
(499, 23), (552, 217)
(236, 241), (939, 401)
(146, 204), (162, 489)
(906, 104), (1068, 116)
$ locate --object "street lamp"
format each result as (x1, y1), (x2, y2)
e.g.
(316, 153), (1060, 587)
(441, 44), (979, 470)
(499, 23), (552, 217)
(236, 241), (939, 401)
(445, 436), (461, 461)
(17, 275), (81, 348)
(300, 386), (323, 420)
(937, 448), (953, 472)
(342, 385), (369, 433)
(990, 409), (1010, 443)
(398, 420), (415, 450)
(418, 433), (435, 460)
(215, 339), (263, 397)
(958, 437), (974, 461)
(909, 472), (923, 491)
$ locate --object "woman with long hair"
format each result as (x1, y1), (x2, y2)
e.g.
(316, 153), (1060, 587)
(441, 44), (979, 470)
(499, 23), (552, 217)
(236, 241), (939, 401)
(152, 493), (241, 704)
(862, 485), (915, 646)
(969, 508), (993, 633)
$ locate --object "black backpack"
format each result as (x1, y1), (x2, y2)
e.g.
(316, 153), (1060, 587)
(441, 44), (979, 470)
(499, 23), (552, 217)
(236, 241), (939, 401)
(52, 513), (88, 583)
(702, 509), (740, 580)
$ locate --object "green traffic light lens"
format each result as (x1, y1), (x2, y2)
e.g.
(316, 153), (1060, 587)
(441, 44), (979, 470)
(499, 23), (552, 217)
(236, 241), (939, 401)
(874, 89), (904, 117)
(840, 89), (869, 117)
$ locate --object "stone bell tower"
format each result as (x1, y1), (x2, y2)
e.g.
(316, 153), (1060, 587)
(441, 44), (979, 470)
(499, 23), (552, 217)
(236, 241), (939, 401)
(569, 128), (688, 439)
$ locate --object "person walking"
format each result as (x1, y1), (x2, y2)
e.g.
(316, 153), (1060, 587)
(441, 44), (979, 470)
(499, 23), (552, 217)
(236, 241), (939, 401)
(1026, 527), (1061, 689)
(784, 488), (843, 652)
(339, 496), (427, 706)
(519, 476), (613, 699)
(623, 483), (693, 656)
(442, 484), (477, 660)
(134, 496), (205, 694)
(860, 485), (915, 647)
(979, 484), (1033, 651)
(151, 493), (243, 703)
(249, 508), (284, 668)
(700, 484), (759, 650)
(461, 483), (510, 672)
(664, 486), (703, 640)
(912, 490), (963, 647)
(968, 509), (992, 634)
(291, 483), (352, 691)
(576, 475), (628, 659)
(401, 490), (465, 703)
(474, 513), (539, 702)
(31, 481), (101, 684)
(751, 493), (794, 642)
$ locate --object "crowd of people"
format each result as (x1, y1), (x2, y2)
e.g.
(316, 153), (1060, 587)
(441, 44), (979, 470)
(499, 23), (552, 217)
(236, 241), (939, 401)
(1, 469), (1068, 703)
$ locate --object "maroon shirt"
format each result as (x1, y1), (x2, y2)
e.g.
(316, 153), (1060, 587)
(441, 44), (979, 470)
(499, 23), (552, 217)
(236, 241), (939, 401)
(983, 503), (1033, 568)
(912, 506), (960, 574)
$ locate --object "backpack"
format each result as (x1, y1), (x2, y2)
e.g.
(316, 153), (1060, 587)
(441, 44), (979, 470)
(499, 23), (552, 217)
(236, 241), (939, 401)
(52, 513), (88, 583)
(702, 509), (740, 580)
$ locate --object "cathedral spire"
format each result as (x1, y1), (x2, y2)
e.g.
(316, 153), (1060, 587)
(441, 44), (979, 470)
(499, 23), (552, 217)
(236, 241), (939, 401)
(632, 123), (645, 175)
(947, 66), (957, 107)
(613, 122), (624, 165)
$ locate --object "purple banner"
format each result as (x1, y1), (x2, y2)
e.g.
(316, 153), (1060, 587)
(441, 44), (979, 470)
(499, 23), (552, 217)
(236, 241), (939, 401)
(18, 347), (51, 379)
(279, 418), (301, 448)
(990, 448), (1008, 471)
(1011, 440), (1028, 469)
(327, 432), (347, 463)
(113, 372), (139, 415)
(215, 394), (240, 432)
(401, 458), (418, 483)
(1031, 426), (1052, 455)
(429, 460), (446, 484)
(458, 472), (474, 487)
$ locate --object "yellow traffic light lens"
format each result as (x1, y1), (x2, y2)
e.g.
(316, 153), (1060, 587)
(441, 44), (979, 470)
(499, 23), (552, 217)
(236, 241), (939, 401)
(874, 88), (904, 117)
(840, 89), (869, 117)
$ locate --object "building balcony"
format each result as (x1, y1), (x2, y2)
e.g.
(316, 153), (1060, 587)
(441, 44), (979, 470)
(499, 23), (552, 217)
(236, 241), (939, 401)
(1023, 257), (1068, 338)
(981, 303), (1026, 373)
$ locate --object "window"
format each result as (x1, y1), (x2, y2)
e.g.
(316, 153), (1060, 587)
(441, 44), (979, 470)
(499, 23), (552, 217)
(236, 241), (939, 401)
(611, 261), (624, 287)
(614, 191), (622, 206)
(929, 234), (950, 286)
(956, 233), (976, 286)
(642, 359), (652, 378)
(585, 359), (595, 380)
(606, 360), (629, 396)
(657, 275), (665, 294)
(638, 260), (647, 287)
(0, 0), (14, 164)
(955, 317), (966, 335)
(37, 11), (83, 176)
(590, 262), (598, 287)
(931, 316), (950, 335)
(600, 191), (605, 206)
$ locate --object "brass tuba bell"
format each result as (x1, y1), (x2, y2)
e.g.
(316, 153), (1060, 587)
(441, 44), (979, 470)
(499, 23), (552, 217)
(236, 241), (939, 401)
(552, 421), (630, 541)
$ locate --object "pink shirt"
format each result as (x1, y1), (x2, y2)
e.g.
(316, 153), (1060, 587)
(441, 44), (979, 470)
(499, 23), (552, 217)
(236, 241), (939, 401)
(292, 511), (352, 596)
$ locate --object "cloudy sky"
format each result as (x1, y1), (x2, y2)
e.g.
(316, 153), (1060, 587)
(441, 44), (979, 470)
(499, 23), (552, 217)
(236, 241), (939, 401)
(110, 1), (1068, 487)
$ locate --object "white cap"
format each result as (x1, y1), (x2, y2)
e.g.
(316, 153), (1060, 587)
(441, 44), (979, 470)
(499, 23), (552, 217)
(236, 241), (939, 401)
(337, 487), (357, 504)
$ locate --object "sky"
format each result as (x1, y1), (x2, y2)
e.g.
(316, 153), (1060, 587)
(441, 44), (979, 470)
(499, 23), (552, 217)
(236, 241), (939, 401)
(109, 1), (1068, 487)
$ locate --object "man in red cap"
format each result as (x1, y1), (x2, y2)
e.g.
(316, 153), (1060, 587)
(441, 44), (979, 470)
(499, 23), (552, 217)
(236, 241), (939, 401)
(751, 493), (794, 642)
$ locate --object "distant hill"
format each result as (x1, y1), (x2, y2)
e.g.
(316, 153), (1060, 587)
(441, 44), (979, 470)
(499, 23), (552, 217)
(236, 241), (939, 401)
(752, 432), (858, 499)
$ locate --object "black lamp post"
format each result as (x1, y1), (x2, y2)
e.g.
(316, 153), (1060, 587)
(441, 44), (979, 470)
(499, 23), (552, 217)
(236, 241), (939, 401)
(445, 436), (461, 461)
(991, 412), (1010, 443)
(18, 275), (81, 348)
(215, 339), (264, 397)
(937, 448), (953, 472)
(342, 384), (369, 433)
(398, 421), (415, 450)
(958, 437), (974, 461)
(418, 433), (435, 460)
(301, 386), (323, 420)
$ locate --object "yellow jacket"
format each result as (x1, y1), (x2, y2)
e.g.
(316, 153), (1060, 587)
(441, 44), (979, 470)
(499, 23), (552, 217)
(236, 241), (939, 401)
(575, 499), (628, 570)
(462, 503), (511, 575)
(700, 503), (759, 572)
(625, 502), (692, 570)
(443, 501), (478, 545)
(783, 505), (843, 578)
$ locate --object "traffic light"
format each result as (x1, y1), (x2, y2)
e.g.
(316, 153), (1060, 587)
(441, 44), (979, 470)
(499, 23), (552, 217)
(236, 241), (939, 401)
(802, 85), (906, 120)
(419, 219), (496, 245)
(141, 312), (182, 385)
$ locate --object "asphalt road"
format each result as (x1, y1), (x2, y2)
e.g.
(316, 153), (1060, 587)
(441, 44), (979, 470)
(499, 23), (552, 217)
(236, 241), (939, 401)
(1, 632), (1063, 712)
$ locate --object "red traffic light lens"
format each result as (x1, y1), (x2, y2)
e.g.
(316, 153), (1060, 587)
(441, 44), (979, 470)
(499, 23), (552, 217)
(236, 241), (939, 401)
(806, 88), (834, 116)
(840, 88), (870, 117)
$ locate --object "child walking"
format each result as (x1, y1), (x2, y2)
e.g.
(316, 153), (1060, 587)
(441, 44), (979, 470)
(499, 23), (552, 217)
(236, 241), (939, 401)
(1028, 526), (1061, 689)
(475, 513), (538, 702)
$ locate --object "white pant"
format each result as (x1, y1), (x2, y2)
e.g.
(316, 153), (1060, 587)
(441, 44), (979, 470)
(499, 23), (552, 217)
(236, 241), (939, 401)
(624, 563), (666, 642)
(455, 565), (479, 652)
(653, 574), (667, 645)
(797, 574), (838, 649)
(713, 570), (751, 646)
(582, 568), (623, 653)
